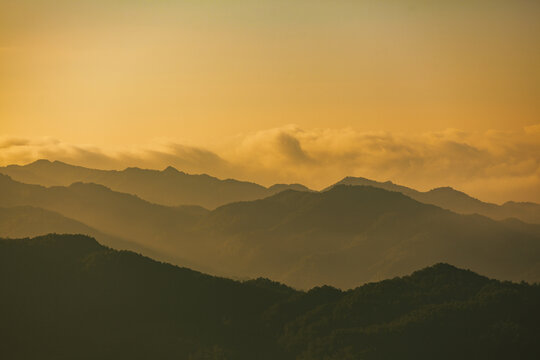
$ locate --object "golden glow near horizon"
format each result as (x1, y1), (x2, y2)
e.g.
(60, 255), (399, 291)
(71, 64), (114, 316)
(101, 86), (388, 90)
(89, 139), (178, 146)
(1, 1), (540, 203)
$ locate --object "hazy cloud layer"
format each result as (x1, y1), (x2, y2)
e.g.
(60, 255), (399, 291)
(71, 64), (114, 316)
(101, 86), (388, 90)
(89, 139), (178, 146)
(1, 125), (539, 204)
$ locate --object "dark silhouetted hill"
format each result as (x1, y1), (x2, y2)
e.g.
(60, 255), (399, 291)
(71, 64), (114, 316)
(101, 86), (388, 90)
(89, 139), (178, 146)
(0, 160), (311, 208)
(330, 176), (540, 224)
(1, 234), (539, 359)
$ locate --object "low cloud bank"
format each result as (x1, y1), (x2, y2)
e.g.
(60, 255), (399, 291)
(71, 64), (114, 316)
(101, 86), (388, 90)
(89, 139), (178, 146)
(1, 124), (539, 204)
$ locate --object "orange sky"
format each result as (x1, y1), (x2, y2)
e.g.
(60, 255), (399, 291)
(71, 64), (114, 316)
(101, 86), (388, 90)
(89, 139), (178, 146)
(1, 0), (539, 202)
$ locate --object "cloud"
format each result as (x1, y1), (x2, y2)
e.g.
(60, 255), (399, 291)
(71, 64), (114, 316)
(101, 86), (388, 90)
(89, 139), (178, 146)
(223, 125), (540, 203)
(525, 124), (540, 135)
(0, 137), (231, 176)
(0, 137), (30, 149)
(1, 124), (539, 204)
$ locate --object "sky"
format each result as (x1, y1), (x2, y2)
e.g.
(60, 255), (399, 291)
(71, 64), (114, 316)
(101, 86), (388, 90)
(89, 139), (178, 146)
(1, 0), (539, 203)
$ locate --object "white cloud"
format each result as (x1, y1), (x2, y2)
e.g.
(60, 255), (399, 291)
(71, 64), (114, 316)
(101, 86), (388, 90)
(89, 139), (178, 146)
(1, 124), (539, 204)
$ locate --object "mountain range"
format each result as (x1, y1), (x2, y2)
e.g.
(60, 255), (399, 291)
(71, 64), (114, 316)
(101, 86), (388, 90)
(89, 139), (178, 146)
(0, 205), (212, 273)
(0, 159), (311, 209)
(1, 173), (539, 288)
(1, 160), (539, 224)
(1, 234), (538, 360)
(331, 176), (540, 224)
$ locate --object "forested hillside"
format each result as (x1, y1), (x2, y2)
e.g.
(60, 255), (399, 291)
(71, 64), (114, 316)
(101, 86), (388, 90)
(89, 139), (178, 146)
(1, 234), (538, 360)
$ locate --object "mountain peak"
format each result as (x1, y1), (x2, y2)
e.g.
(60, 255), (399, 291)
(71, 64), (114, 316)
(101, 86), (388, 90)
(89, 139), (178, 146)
(33, 158), (51, 163)
(268, 183), (311, 193)
(124, 166), (144, 172)
(409, 263), (488, 284)
(28, 159), (52, 166)
(163, 166), (184, 174)
(427, 186), (479, 201)
(25, 159), (82, 170)
(341, 176), (371, 182)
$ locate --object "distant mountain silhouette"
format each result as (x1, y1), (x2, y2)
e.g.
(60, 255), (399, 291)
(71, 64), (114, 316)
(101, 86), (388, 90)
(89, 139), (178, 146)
(268, 183), (311, 193)
(1, 234), (539, 359)
(195, 186), (540, 287)
(0, 172), (205, 232)
(0, 205), (128, 246)
(0, 205), (212, 273)
(330, 176), (540, 224)
(2, 160), (539, 224)
(1, 174), (539, 289)
(0, 160), (312, 208)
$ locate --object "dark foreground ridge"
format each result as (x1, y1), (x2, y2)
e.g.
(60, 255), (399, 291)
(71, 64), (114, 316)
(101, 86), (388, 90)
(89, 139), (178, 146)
(1, 234), (539, 360)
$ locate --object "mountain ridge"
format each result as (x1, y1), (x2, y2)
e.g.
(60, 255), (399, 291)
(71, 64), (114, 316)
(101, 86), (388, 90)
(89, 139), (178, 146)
(0, 160), (312, 208)
(197, 185), (540, 287)
(0, 205), (213, 273)
(1, 173), (539, 288)
(1, 233), (539, 359)
(2, 160), (539, 223)
(330, 176), (540, 224)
